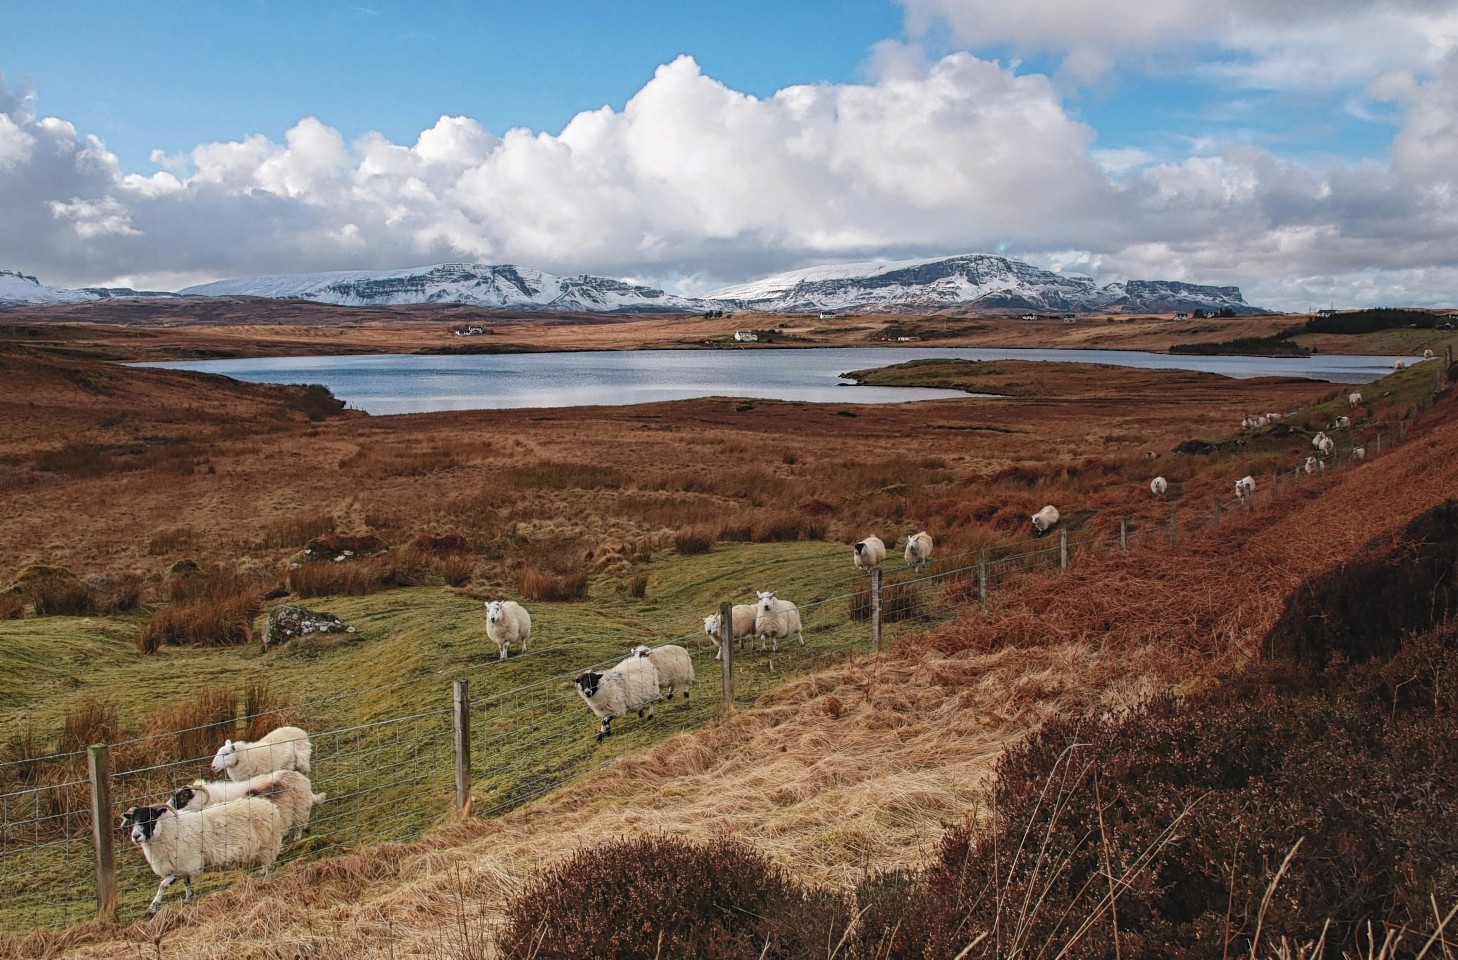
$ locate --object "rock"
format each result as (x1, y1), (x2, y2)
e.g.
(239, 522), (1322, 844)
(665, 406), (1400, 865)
(263, 604), (356, 650)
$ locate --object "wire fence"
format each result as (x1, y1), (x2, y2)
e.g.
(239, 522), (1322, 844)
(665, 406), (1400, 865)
(0, 360), (1445, 936)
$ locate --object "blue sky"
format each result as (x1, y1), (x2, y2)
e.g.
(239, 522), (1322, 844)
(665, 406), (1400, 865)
(2, 0), (1456, 308)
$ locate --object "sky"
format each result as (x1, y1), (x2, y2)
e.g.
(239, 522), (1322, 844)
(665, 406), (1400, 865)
(2, 0), (1457, 311)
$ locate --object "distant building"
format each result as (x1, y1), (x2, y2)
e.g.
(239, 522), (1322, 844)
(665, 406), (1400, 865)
(733, 330), (758, 342)
(818, 312), (835, 319)
(1174, 312), (1191, 320)
(1316, 309), (1339, 318)
(1062, 314), (1077, 323)
(1020, 313), (1037, 321)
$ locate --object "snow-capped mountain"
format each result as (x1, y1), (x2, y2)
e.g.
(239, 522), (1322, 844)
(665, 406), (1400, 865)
(179, 263), (713, 313)
(0, 270), (180, 306)
(707, 254), (1259, 315)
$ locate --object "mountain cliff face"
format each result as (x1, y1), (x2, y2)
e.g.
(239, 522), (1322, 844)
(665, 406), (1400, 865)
(0, 270), (179, 305)
(179, 263), (710, 312)
(707, 255), (1260, 315)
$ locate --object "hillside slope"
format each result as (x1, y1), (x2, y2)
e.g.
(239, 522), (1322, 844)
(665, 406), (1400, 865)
(16, 378), (1457, 960)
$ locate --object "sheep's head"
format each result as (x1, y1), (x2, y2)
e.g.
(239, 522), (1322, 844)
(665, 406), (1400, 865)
(121, 805), (165, 843)
(631, 645), (651, 659)
(703, 614), (719, 636)
(171, 785), (201, 811)
(574, 672), (603, 699)
(757, 591), (777, 611)
(211, 740), (237, 773)
(485, 600), (503, 624)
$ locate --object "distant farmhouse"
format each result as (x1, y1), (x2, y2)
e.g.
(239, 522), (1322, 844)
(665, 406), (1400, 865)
(1316, 309), (1339, 318)
(733, 330), (758, 342)
(1174, 312), (1191, 320)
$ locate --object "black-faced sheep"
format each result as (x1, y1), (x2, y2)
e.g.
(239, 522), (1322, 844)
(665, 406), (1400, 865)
(853, 536), (886, 572)
(485, 599), (531, 661)
(211, 726), (312, 782)
(627, 644), (694, 700)
(172, 770), (325, 843)
(703, 604), (758, 661)
(574, 656), (661, 743)
(122, 798), (285, 916)
(904, 531), (934, 571)
(1031, 505), (1060, 537)
(754, 591), (804, 652)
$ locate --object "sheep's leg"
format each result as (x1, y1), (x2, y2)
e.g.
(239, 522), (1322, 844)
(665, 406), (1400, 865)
(797, 629), (804, 647)
(597, 718), (612, 743)
(147, 876), (179, 915)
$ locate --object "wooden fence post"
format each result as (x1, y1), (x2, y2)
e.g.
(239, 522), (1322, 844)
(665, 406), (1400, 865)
(719, 601), (735, 710)
(1059, 529), (1068, 570)
(1169, 510), (1179, 547)
(1119, 518), (1128, 552)
(869, 568), (883, 653)
(88, 743), (117, 921)
(453, 679), (471, 814)
(1212, 498), (1220, 530)
(978, 549), (989, 613)
(1375, 434), (1382, 456)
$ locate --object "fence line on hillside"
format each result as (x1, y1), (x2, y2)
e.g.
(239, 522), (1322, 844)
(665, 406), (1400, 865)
(0, 375), (1443, 936)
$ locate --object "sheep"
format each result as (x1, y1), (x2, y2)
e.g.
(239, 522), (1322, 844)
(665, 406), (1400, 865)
(1332, 415), (1351, 429)
(211, 726), (311, 782)
(172, 770), (325, 843)
(1352, 446), (1366, 460)
(1303, 456), (1323, 474)
(1144, 450), (1159, 461)
(574, 656), (661, 743)
(1235, 475), (1256, 501)
(1349, 391), (1362, 408)
(1150, 476), (1168, 497)
(904, 531), (934, 571)
(121, 798), (285, 916)
(852, 535), (886, 572)
(627, 644), (694, 700)
(1240, 416), (1253, 431)
(754, 591), (804, 652)
(1394, 359), (1407, 371)
(1031, 505), (1060, 538)
(1252, 415), (1268, 428)
(1311, 431), (1329, 450)
(1318, 436), (1335, 457)
(1424, 348), (1435, 360)
(484, 599), (531, 661)
(1267, 412), (1282, 422)
(703, 604), (758, 661)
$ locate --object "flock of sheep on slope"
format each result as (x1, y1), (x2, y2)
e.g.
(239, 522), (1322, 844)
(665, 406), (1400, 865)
(118, 355), (1435, 914)
(121, 726), (321, 915)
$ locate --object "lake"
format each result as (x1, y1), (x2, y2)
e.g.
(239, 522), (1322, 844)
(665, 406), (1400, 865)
(136, 347), (1415, 415)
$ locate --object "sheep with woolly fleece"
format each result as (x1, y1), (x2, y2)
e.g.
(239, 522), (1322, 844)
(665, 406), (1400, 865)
(703, 604), (758, 661)
(626, 644), (694, 701)
(484, 599), (531, 661)
(1267, 412), (1282, 422)
(1424, 348), (1435, 360)
(853, 535), (886, 572)
(1349, 392), (1363, 408)
(211, 726), (311, 783)
(1150, 476), (1168, 497)
(1352, 446), (1366, 460)
(1311, 431), (1329, 450)
(122, 797), (285, 916)
(1303, 456), (1323, 474)
(754, 591), (804, 652)
(1031, 505), (1060, 538)
(1241, 416), (1253, 431)
(1235, 475), (1256, 500)
(1253, 415), (1268, 428)
(574, 656), (661, 743)
(1394, 359), (1407, 371)
(172, 770), (324, 843)
(1332, 415), (1351, 429)
(1318, 436), (1335, 456)
(904, 531), (934, 571)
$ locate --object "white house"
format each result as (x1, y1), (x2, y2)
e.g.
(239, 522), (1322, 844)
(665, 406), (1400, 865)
(733, 330), (758, 342)
(1174, 312), (1191, 320)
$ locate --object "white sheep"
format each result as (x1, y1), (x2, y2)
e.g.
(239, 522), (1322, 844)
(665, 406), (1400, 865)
(1240, 416), (1253, 431)
(485, 599), (531, 661)
(211, 726), (312, 782)
(574, 656), (662, 743)
(1267, 412), (1282, 422)
(1031, 505), (1061, 538)
(627, 644), (694, 701)
(1352, 446), (1366, 460)
(1303, 456), (1322, 474)
(1349, 391), (1362, 408)
(754, 591), (804, 652)
(1150, 476), (1168, 497)
(172, 770), (325, 843)
(703, 604), (759, 661)
(1318, 436), (1335, 456)
(1394, 359), (1407, 371)
(122, 798), (285, 916)
(1252, 415), (1268, 428)
(1423, 348), (1435, 360)
(904, 531), (934, 571)
(1333, 415), (1351, 429)
(852, 535), (886, 572)
(1235, 475), (1256, 500)
(1311, 431), (1329, 450)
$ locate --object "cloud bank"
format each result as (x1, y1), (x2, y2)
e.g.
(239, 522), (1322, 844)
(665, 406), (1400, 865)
(1, 46), (1456, 310)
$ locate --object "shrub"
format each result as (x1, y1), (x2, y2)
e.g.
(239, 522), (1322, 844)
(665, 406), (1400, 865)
(438, 554), (476, 587)
(137, 590), (261, 653)
(15, 564), (95, 616)
(848, 579), (923, 623)
(519, 569), (590, 603)
(144, 686), (238, 764)
(498, 835), (847, 960)
(57, 699), (122, 755)
(674, 529), (715, 555)
(627, 574), (648, 599)
(0, 590), (23, 619)
(242, 681), (293, 742)
(287, 558), (394, 598)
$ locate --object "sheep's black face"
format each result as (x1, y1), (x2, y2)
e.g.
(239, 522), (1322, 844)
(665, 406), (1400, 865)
(171, 786), (195, 810)
(575, 672), (602, 699)
(854, 542), (866, 555)
(121, 805), (164, 842)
